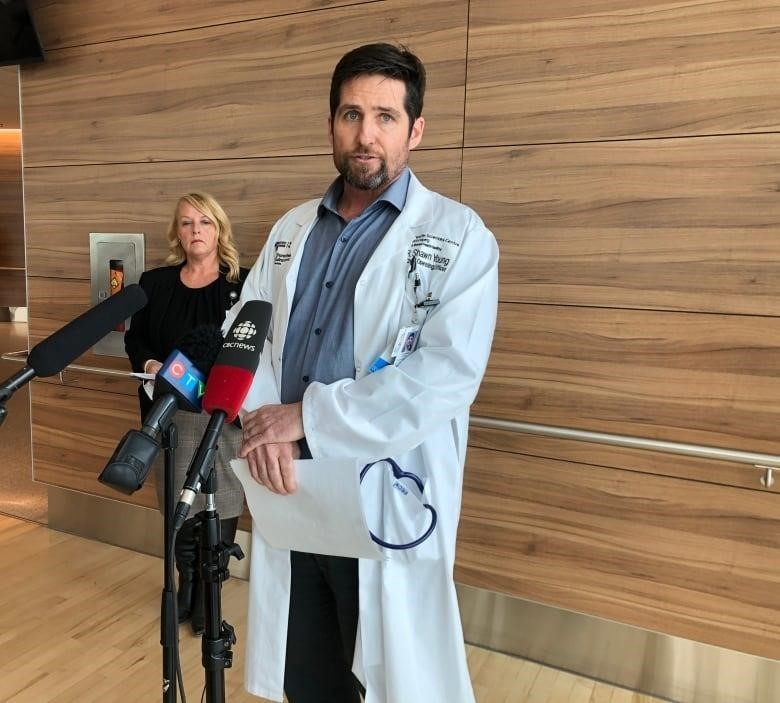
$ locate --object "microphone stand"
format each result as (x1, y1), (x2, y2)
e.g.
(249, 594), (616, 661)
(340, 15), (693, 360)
(1, 379), (24, 427)
(171, 409), (244, 701)
(160, 422), (180, 703)
(195, 465), (242, 703)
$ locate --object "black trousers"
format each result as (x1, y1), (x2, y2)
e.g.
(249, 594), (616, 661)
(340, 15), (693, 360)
(284, 551), (363, 703)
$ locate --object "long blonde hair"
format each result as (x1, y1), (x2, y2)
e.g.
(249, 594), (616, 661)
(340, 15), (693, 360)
(165, 192), (241, 282)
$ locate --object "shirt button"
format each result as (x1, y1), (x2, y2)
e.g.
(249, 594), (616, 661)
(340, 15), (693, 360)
(303, 375), (309, 383)
(325, 281), (333, 289)
(314, 328), (322, 335)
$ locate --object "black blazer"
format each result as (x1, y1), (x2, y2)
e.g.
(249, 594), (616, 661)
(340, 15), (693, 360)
(124, 263), (248, 415)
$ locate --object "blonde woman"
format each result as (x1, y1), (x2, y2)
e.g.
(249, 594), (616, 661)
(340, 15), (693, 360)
(125, 192), (248, 636)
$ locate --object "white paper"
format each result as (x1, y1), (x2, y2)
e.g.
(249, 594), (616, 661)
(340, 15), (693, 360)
(230, 457), (383, 559)
(131, 372), (156, 381)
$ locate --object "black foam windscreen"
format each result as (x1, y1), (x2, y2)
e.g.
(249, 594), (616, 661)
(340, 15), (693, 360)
(28, 284), (147, 377)
(151, 325), (225, 412)
(173, 325), (224, 377)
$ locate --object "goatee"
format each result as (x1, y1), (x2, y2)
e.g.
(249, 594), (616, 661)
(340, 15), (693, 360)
(338, 155), (388, 191)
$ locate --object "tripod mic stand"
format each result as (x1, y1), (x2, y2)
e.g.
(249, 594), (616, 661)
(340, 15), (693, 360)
(193, 464), (244, 703)
(160, 422), (182, 703)
(1, 385), (14, 427)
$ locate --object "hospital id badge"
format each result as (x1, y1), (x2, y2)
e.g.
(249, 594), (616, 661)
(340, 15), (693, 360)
(392, 325), (420, 365)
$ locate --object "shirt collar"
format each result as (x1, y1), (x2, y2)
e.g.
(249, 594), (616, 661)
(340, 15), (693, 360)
(319, 167), (411, 218)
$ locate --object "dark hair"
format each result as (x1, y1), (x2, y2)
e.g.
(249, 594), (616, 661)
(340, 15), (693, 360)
(329, 43), (426, 133)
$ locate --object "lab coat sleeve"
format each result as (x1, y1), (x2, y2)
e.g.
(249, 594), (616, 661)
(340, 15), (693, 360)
(304, 211), (499, 460)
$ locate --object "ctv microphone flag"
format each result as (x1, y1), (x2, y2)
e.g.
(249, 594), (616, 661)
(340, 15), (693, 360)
(173, 300), (272, 529)
(151, 324), (224, 411)
(150, 325), (224, 413)
(154, 349), (206, 412)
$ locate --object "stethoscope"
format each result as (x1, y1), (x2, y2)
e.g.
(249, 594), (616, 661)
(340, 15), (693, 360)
(359, 458), (438, 550)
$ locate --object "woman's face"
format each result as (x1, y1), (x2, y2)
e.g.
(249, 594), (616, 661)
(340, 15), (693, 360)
(177, 201), (219, 263)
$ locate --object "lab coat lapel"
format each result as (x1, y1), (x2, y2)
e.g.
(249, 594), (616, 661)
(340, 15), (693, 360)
(360, 172), (434, 279)
(274, 205), (319, 359)
(353, 174), (435, 368)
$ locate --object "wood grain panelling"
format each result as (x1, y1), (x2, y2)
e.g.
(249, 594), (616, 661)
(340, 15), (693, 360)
(456, 446), (780, 659)
(469, 426), (778, 495)
(0, 71), (25, 306)
(26, 276), (96, 345)
(476, 303), (780, 455)
(0, 130), (24, 269)
(0, 270), (26, 308)
(21, 0), (466, 166)
(19, 0), (780, 664)
(27, 279), (250, 525)
(0, 66), (20, 128)
(28, 0), (371, 49)
(0, 122), (26, 306)
(465, 1), (780, 145)
(461, 136), (780, 316)
(31, 381), (158, 509)
(24, 277), (136, 396)
(23, 149), (462, 279)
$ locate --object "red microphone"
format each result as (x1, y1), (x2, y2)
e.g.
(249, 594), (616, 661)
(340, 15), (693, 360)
(173, 301), (272, 529)
(202, 300), (272, 422)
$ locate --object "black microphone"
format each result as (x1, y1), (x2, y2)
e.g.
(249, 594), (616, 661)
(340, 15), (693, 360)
(173, 300), (272, 530)
(98, 325), (224, 495)
(0, 284), (148, 404)
(150, 325), (225, 413)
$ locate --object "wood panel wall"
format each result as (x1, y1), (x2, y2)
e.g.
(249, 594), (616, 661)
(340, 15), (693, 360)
(19, 0), (780, 661)
(0, 66), (20, 129)
(0, 73), (25, 306)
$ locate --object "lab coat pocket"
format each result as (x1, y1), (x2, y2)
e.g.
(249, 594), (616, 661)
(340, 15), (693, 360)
(359, 458), (439, 562)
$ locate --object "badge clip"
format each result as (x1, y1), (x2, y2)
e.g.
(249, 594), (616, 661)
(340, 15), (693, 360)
(415, 295), (439, 309)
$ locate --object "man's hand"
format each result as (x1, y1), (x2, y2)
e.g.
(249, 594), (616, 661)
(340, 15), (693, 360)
(239, 402), (305, 494)
(243, 441), (301, 494)
(240, 401), (304, 450)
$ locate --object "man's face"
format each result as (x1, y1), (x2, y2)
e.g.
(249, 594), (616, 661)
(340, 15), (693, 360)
(329, 74), (424, 193)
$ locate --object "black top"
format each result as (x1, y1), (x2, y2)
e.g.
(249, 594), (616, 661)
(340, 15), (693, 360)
(125, 263), (248, 413)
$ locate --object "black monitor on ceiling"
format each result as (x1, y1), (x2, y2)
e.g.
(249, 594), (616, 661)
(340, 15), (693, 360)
(0, 0), (44, 67)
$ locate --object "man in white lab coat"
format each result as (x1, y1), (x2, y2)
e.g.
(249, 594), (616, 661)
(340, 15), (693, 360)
(233, 42), (499, 703)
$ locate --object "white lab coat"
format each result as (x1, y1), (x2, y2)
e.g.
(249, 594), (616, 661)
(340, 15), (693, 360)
(230, 171), (499, 703)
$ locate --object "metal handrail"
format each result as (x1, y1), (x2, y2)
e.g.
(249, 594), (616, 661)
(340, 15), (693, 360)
(470, 416), (780, 469)
(471, 416), (780, 489)
(4, 348), (779, 482)
(1, 349), (138, 380)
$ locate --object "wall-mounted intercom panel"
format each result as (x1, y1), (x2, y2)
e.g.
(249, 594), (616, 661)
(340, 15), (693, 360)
(89, 233), (145, 357)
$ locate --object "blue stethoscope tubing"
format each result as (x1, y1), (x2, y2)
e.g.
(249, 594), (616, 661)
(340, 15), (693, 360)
(359, 458), (438, 550)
